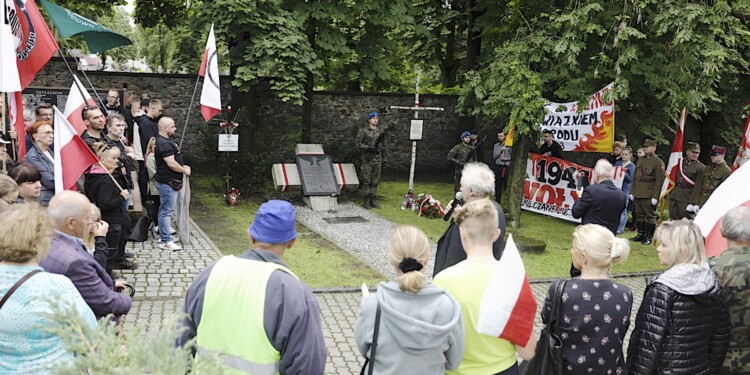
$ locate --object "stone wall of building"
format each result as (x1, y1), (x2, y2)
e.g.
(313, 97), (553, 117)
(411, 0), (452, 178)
(29, 58), (468, 173)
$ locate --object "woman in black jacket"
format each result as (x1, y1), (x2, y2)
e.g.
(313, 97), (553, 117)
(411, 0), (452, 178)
(85, 143), (136, 270)
(627, 219), (729, 375)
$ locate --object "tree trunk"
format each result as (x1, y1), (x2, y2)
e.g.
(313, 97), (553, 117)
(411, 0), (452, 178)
(302, 17), (317, 143)
(504, 133), (532, 229)
(228, 34), (255, 151)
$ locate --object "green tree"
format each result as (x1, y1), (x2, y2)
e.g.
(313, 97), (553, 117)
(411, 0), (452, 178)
(460, 0), (750, 228)
(94, 7), (137, 64)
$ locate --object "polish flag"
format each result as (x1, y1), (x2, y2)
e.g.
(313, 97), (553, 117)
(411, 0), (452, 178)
(62, 75), (96, 135)
(694, 162), (750, 257)
(1, 0), (21, 92)
(8, 91), (26, 161)
(660, 107), (688, 199)
(476, 235), (538, 346)
(199, 24), (221, 121)
(53, 106), (98, 193)
(732, 114), (750, 172)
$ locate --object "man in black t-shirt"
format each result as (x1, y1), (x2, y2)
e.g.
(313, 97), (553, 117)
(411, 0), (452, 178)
(531, 129), (563, 159)
(154, 117), (190, 251)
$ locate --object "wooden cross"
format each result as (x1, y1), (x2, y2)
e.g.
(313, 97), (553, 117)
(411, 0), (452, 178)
(389, 67), (445, 192)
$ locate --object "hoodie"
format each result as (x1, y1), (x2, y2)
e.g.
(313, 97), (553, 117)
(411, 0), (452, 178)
(355, 281), (465, 375)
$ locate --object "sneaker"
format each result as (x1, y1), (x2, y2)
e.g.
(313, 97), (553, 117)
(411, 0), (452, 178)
(169, 226), (177, 235)
(159, 241), (182, 251)
(112, 259), (138, 270)
(124, 252), (135, 259)
(158, 236), (181, 244)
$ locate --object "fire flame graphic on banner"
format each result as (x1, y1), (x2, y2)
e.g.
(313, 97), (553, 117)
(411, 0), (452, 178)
(572, 109), (615, 152)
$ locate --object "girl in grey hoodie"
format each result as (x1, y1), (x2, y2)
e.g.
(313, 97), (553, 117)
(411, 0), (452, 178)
(355, 225), (465, 375)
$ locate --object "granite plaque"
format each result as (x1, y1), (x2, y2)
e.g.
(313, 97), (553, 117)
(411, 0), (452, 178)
(295, 154), (340, 196)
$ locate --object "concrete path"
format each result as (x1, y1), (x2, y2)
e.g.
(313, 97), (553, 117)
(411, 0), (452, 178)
(123, 212), (650, 375)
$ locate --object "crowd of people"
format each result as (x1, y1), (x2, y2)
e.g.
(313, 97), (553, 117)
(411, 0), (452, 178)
(1, 103), (748, 375)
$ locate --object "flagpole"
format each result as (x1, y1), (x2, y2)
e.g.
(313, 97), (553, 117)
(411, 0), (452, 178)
(60, 42), (107, 110)
(179, 75), (201, 149)
(1, 92), (12, 160)
(98, 161), (125, 192)
(57, 45), (90, 105)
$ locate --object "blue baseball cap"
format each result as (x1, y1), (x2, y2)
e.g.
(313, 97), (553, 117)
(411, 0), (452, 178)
(367, 111), (379, 120)
(248, 200), (298, 244)
(460, 131), (471, 139)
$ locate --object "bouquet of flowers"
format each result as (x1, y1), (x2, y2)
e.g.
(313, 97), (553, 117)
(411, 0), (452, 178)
(415, 194), (446, 219)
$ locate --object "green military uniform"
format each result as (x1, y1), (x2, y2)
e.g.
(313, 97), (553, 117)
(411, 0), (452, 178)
(709, 247), (750, 374)
(357, 125), (383, 205)
(630, 149), (665, 245)
(691, 159), (731, 207)
(447, 142), (475, 192)
(669, 158), (704, 220)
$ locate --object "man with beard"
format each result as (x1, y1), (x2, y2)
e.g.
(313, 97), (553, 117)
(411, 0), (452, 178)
(81, 106), (108, 152)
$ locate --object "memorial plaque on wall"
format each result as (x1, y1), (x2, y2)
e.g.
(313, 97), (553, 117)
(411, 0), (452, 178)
(295, 154), (340, 196)
(22, 86), (114, 111)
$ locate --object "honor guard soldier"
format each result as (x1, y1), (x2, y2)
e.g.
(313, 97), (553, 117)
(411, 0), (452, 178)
(629, 138), (665, 245)
(669, 142), (704, 220)
(687, 145), (731, 214)
(357, 111), (385, 209)
(447, 131), (475, 192)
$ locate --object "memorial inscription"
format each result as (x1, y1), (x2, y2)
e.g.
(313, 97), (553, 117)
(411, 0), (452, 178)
(295, 154), (340, 196)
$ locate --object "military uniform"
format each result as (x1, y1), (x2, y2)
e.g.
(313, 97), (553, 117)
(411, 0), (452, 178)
(357, 125), (383, 206)
(630, 152), (665, 244)
(447, 142), (475, 191)
(669, 158), (704, 220)
(709, 247), (750, 375)
(691, 159), (731, 207)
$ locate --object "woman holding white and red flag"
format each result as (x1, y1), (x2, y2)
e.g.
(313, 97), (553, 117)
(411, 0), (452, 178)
(627, 219), (729, 375)
(547, 224), (631, 374)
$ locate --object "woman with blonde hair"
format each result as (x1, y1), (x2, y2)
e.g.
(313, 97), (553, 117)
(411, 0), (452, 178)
(0, 175), (19, 213)
(84, 143), (135, 270)
(542, 224), (632, 374)
(355, 225), (464, 375)
(627, 219), (729, 374)
(0, 203), (97, 374)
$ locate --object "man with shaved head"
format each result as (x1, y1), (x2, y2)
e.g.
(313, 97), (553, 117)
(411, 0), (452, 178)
(40, 191), (132, 320)
(154, 117), (191, 251)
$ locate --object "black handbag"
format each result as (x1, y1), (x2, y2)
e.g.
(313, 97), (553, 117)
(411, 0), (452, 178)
(167, 178), (183, 191)
(360, 304), (382, 375)
(128, 216), (150, 242)
(519, 279), (567, 375)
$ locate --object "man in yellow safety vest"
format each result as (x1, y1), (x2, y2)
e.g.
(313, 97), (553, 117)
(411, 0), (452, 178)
(177, 200), (327, 374)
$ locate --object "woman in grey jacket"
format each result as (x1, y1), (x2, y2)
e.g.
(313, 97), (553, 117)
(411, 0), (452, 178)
(355, 225), (465, 375)
(23, 121), (55, 205)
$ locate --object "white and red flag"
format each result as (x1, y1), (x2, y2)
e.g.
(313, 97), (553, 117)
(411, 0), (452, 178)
(660, 107), (688, 199)
(1, 0), (21, 92)
(53, 106), (98, 193)
(199, 24), (221, 121)
(732, 114), (750, 172)
(694, 162), (750, 257)
(7, 91), (25, 160)
(476, 235), (538, 346)
(11, 0), (59, 89)
(62, 75), (96, 135)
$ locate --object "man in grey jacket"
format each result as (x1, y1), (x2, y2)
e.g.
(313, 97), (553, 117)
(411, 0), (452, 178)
(177, 200), (326, 374)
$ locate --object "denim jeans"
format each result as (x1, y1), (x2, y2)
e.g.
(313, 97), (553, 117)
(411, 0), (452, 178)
(155, 181), (178, 243)
(617, 196), (630, 233)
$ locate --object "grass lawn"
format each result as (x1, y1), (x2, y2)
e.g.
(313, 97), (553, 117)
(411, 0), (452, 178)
(374, 180), (665, 279)
(189, 174), (385, 289)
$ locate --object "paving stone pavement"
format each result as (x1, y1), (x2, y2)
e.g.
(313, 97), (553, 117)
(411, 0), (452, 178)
(123, 215), (650, 375)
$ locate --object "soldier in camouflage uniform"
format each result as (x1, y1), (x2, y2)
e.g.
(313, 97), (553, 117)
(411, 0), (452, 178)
(629, 138), (665, 245)
(357, 111), (384, 209)
(708, 206), (750, 375)
(687, 145), (732, 213)
(669, 142), (704, 220)
(447, 131), (475, 192)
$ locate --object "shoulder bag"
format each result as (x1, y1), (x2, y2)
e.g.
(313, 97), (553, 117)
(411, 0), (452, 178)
(519, 279), (568, 375)
(0, 269), (43, 310)
(360, 304), (382, 375)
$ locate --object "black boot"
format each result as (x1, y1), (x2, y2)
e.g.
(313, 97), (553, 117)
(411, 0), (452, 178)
(630, 221), (645, 242)
(370, 195), (381, 209)
(364, 194), (372, 209)
(642, 223), (655, 245)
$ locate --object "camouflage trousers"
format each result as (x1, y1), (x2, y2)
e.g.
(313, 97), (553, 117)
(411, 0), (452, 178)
(720, 349), (750, 374)
(668, 199), (695, 221)
(634, 198), (657, 224)
(453, 166), (462, 192)
(360, 156), (382, 196)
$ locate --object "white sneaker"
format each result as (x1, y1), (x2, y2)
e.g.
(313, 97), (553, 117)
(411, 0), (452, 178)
(159, 241), (181, 251)
(158, 237), (181, 244)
